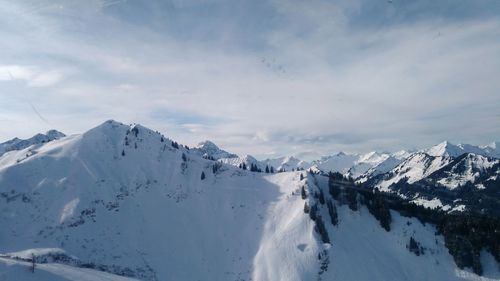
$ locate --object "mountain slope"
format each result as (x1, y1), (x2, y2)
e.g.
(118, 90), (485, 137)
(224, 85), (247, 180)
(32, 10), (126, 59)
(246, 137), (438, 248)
(0, 121), (498, 280)
(373, 152), (453, 191)
(0, 120), (318, 280)
(428, 153), (499, 189)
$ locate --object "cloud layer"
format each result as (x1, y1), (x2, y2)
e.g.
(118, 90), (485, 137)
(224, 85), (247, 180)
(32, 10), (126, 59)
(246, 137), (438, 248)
(1, 0), (499, 159)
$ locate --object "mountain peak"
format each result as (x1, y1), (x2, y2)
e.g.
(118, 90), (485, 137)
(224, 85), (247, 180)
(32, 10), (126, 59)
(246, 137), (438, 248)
(193, 140), (238, 160)
(197, 140), (219, 150)
(45, 129), (66, 139)
(425, 141), (463, 157)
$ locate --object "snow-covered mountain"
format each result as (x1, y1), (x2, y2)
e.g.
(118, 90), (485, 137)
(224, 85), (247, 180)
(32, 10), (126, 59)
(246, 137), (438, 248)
(373, 152), (453, 191)
(310, 151), (408, 182)
(360, 141), (499, 190)
(311, 152), (360, 174)
(218, 153), (262, 169)
(425, 140), (500, 159)
(193, 141), (309, 172)
(261, 156), (311, 171)
(192, 140), (238, 160)
(2, 121), (498, 280)
(361, 141), (500, 216)
(0, 130), (65, 157)
(424, 153), (499, 190)
(355, 156), (402, 183)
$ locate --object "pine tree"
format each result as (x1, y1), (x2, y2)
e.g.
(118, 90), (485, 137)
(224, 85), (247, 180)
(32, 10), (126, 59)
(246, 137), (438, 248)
(304, 202), (310, 213)
(121, 149), (125, 156)
(309, 204), (318, 221)
(314, 215), (330, 244)
(250, 163), (256, 172)
(301, 186), (307, 199)
(182, 153), (187, 162)
(265, 165), (269, 173)
(319, 189), (325, 205)
(300, 174), (304, 180)
(270, 166), (274, 173)
(327, 200), (338, 226)
(201, 171), (206, 180)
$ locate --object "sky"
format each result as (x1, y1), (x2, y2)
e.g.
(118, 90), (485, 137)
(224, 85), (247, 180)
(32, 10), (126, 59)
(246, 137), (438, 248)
(1, 0), (499, 160)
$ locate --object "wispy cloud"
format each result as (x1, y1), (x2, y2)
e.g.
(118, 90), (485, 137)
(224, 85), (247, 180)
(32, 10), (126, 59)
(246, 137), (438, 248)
(0, 65), (63, 87)
(0, 0), (499, 158)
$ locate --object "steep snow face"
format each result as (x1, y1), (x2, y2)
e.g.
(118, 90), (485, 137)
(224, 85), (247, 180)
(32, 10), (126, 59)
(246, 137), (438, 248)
(358, 151), (388, 164)
(376, 153), (452, 191)
(319, 206), (491, 280)
(192, 140), (238, 160)
(0, 130), (65, 157)
(348, 152), (393, 179)
(432, 154), (499, 189)
(311, 152), (359, 174)
(0, 120), (320, 281)
(392, 150), (413, 160)
(356, 156), (402, 183)
(425, 141), (467, 158)
(308, 176), (500, 281)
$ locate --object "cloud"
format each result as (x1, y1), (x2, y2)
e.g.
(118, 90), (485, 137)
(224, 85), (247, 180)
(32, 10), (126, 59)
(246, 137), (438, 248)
(0, 65), (63, 87)
(0, 0), (499, 159)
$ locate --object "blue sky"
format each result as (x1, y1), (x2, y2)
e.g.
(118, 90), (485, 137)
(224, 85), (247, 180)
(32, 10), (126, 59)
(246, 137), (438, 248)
(1, 0), (499, 159)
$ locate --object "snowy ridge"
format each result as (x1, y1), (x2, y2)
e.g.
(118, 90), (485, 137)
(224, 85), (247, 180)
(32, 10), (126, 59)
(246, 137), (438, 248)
(261, 156), (311, 171)
(218, 154), (261, 169)
(429, 153), (499, 189)
(0, 120), (321, 280)
(0, 129), (65, 157)
(425, 141), (500, 159)
(311, 152), (360, 174)
(0, 121), (499, 280)
(375, 152), (453, 191)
